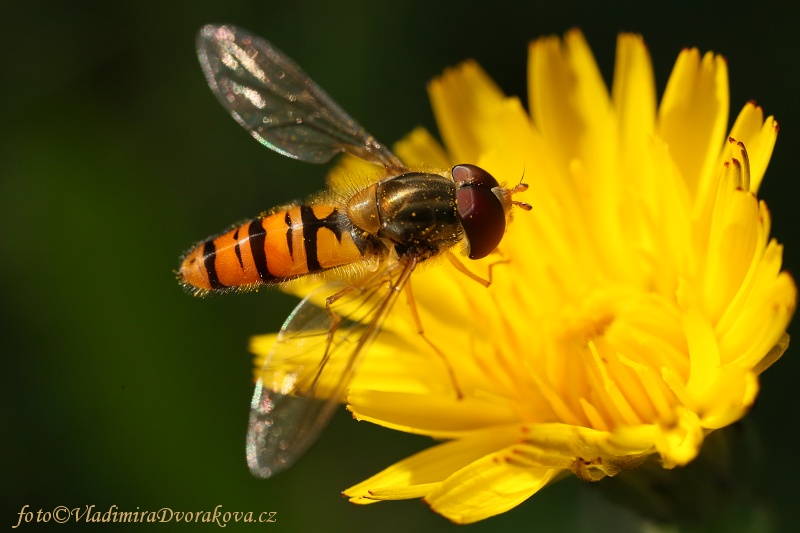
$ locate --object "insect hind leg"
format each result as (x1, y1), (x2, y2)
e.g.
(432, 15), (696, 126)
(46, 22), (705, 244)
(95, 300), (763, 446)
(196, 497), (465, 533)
(310, 262), (403, 392)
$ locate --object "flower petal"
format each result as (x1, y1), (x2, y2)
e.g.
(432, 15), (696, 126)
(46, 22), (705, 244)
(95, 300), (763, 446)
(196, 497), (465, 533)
(392, 126), (451, 169)
(696, 368), (758, 429)
(428, 60), (506, 164)
(612, 34), (659, 230)
(424, 451), (561, 524)
(753, 333), (790, 375)
(727, 102), (779, 193)
(657, 48), (729, 213)
(348, 390), (520, 436)
(344, 425), (522, 503)
(653, 406), (705, 467)
(528, 29), (611, 175)
(612, 33), (656, 158)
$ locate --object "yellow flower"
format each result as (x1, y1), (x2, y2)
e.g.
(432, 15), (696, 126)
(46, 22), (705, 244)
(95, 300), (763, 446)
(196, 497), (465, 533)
(251, 30), (795, 523)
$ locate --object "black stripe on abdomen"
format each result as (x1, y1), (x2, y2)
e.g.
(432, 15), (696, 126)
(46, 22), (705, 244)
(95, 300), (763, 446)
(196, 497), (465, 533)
(285, 211), (293, 259)
(300, 205), (321, 272)
(247, 219), (272, 282)
(203, 240), (224, 290)
(232, 227), (244, 269)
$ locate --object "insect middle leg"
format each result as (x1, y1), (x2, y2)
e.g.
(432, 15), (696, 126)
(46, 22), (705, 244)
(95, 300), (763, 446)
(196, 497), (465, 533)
(403, 277), (464, 400)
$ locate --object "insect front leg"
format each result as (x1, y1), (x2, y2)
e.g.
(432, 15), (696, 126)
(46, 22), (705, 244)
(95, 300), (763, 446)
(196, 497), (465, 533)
(445, 250), (510, 287)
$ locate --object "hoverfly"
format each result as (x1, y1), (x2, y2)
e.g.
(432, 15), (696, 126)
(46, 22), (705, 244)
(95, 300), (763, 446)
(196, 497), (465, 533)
(179, 24), (530, 478)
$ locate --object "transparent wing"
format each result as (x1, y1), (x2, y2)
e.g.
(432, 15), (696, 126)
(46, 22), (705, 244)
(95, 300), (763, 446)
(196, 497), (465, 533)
(246, 258), (417, 478)
(197, 24), (405, 171)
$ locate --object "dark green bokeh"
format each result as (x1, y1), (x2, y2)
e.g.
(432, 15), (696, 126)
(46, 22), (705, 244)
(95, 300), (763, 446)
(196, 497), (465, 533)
(3, 1), (799, 531)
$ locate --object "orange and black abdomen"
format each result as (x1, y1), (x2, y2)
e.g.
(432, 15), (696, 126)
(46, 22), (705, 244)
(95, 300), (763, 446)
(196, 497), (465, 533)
(179, 204), (366, 294)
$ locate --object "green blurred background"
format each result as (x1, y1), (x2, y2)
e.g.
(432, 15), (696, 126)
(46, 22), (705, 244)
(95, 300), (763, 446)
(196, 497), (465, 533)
(3, 0), (799, 531)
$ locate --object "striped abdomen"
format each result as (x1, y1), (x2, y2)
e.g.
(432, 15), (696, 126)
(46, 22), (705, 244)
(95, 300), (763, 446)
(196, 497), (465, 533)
(179, 204), (367, 294)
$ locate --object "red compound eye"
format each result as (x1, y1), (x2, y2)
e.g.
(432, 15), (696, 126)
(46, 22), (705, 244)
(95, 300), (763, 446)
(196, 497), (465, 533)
(452, 164), (506, 259)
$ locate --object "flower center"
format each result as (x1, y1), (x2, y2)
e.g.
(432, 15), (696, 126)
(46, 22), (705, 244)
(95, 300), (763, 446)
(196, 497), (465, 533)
(508, 284), (678, 430)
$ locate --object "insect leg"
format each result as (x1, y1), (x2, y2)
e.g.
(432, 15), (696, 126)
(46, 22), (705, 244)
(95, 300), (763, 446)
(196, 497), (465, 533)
(403, 277), (464, 400)
(308, 261), (404, 395)
(445, 250), (510, 288)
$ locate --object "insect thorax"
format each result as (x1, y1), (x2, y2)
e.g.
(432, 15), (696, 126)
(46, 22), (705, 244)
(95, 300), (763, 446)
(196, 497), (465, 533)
(372, 172), (463, 259)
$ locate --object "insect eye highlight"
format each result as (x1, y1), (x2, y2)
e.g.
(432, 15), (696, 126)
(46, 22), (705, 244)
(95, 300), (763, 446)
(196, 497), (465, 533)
(452, 163), (500, 189)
